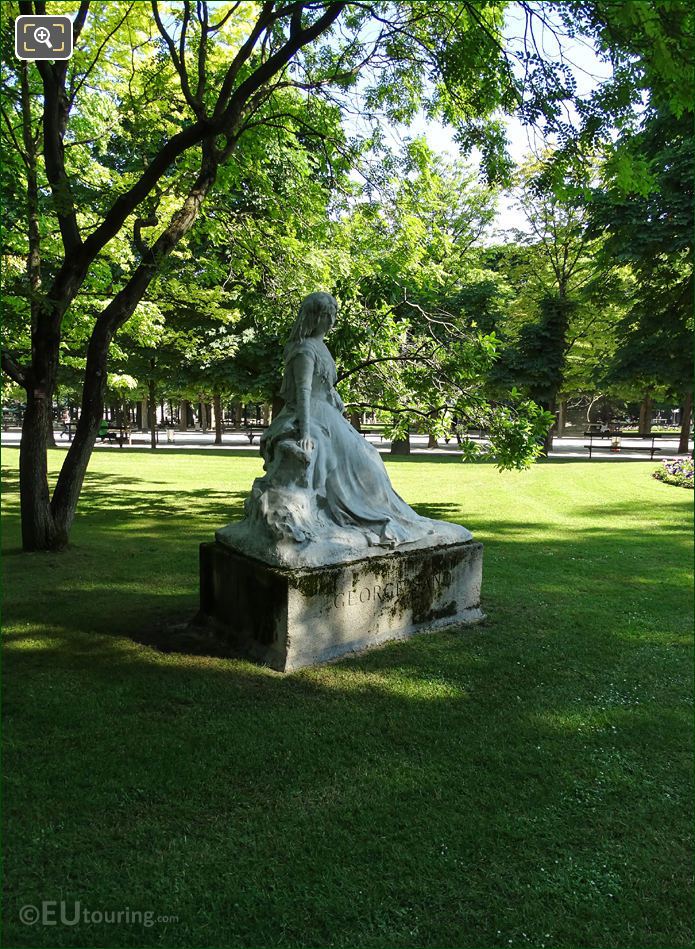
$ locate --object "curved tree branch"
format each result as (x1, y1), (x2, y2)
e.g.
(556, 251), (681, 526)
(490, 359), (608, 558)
(2, 350), (29, 388)
(69, 3), (133, 107)
(152, 0), (199, 113)
(336, 350), (430, 383)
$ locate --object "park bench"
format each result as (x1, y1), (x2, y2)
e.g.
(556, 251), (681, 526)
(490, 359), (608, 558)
(584, 432), (662, 459)
(583, 425), (624, 439)
(222, 424), (268, 442)
(220, 423), (267, 443)
(443, 428), (488, 445)
(59, 422), (129, 445)
(242, 424), (269, 443)
(99, 425), (131, 447)
(359, 427), (385, 441)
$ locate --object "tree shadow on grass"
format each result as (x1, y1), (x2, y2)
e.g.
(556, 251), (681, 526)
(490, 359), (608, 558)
(48, 445), (264, 459)
(75, 484), (248, 521)
(2, 466), (171, 492)
(2, 466), (249, 527)
(574, 498), (693, 528)
(410, 501), (463, 520)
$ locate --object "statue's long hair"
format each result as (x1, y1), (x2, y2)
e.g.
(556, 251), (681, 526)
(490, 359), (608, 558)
(287, 292), (337, 344)
(280, 292), (338, 400)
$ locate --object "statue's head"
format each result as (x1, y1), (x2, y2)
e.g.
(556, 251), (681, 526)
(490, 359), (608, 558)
(289, 292), (337, 341)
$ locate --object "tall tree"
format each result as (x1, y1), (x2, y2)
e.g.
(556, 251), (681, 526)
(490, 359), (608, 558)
(590, 107), (694, 449)
(490, 157), (609, 451)
(329, 144), (552, 466)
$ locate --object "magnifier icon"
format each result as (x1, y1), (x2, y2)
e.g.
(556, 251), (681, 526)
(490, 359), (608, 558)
(34, 26), (53, 49)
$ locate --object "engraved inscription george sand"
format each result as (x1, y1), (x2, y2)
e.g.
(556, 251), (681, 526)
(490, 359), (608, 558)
(331, 571), (450, 609)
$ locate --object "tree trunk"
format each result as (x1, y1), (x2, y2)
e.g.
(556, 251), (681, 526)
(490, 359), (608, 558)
(213, 393), (223, 445)
(18, 142), (219, 549)
(391, 435), (411, 455)
(427, 433), (438, 449)
(350, 412), (362, 432)
(19, 61), (61, 464)
(149, 380), (157, 450)
(557, 399), (566, 437)
(179, 400), (189, 431)
(140, 397), (150, 431)
(540, 399), (556, 457)
(678, 391), (692, 455)
(271, 396), (284, 420)
(200, 401), (208, 432)
(638, 393), (652, 436)
(21, 61), (41, 334)
(45, 324), (110, 549)
(19, 389), (59, 549)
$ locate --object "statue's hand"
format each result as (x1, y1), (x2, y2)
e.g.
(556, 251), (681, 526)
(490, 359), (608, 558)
(298, 436), (314, 454)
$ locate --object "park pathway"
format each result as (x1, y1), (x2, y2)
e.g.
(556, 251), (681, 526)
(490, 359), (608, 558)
(1, 428), (691, 460)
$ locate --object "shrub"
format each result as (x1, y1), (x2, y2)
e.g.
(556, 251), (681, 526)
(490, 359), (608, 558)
(653, 457), (694, 489)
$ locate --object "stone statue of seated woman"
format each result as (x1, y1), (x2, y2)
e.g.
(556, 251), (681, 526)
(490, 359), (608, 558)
(216, 292), (473, 567)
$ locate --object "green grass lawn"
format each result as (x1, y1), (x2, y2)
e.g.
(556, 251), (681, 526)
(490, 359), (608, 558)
(2, 446), (693, 949)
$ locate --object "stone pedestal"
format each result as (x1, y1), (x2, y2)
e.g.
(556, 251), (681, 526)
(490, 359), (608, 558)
(196, 540), (484, 672)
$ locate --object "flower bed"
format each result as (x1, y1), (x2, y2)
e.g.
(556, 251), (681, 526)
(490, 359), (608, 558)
(653, 457), (694, 489)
